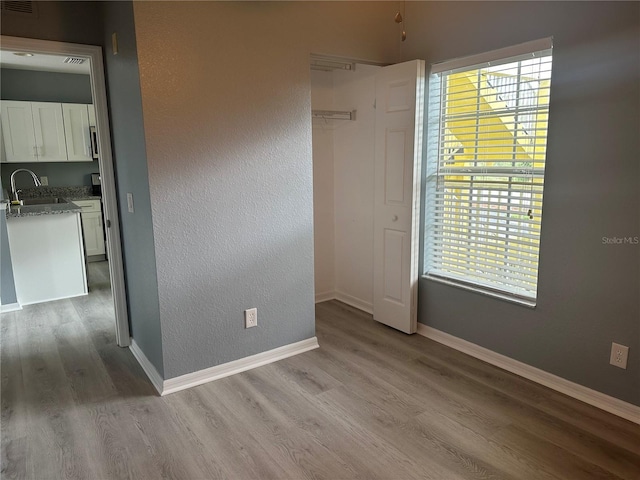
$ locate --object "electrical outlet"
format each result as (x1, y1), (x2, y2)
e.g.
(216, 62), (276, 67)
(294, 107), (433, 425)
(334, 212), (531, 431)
(40, 176), (48, 186)
(609, 342), (629, 369)
(244, 308), (257, 328)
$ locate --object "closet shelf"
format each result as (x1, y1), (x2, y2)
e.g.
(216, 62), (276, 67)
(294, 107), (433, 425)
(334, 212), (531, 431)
(311, 110), (356, 121)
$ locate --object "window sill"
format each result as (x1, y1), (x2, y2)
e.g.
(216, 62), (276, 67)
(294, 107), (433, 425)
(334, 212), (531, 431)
(421, 274), (537, 309)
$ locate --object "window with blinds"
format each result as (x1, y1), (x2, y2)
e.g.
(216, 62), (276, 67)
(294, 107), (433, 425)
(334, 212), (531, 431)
(424, 39), (553, 304)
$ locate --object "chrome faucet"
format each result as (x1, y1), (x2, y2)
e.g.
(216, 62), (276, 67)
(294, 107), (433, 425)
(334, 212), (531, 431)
(10, 168), (42, 203)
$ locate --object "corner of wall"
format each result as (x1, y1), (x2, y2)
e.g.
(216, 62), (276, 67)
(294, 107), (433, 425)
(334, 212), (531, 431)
(102, 0), (164, 377)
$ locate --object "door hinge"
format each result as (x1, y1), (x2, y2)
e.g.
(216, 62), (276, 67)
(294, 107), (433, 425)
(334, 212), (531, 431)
(106, 219), (111, 228)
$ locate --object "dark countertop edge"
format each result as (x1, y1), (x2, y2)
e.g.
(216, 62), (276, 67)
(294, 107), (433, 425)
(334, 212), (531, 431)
(65, 195), (102, 201)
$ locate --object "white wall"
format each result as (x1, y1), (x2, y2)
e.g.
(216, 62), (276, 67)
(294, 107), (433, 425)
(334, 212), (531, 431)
(333, 65), (380, 312)
(311, 64), (380, 312)
(311, 71), (335, 300)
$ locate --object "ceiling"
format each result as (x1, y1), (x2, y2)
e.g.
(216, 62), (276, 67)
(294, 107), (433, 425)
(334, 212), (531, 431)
(0, 50), (91, 75)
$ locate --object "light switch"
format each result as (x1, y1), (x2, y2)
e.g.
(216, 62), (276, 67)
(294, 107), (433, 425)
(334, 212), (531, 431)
(126, 193), (134, 213)
(112, 33), (119, 55)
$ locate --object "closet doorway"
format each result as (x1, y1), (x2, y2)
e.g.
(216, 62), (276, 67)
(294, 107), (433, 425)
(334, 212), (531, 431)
(310, 55), (425, 334)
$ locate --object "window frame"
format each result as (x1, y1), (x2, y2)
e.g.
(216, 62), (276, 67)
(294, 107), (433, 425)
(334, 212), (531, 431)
(423, 38), (554, 307)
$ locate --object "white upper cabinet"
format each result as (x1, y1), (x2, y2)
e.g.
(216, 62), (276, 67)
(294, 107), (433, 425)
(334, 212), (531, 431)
(62, 103), (92, 162)
(31, 102), (68, 162)
(0, 101), (95, 163)
(1, 101), (38, 162)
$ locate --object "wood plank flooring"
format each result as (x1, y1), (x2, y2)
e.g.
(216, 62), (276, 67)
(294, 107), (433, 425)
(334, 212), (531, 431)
(2, 267), (639, 479)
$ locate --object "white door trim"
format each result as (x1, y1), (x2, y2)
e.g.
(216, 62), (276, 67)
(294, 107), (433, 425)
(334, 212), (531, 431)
(1, 35), (131, 347)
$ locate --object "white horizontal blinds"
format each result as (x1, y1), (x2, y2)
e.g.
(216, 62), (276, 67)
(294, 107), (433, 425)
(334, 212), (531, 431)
(425, 41), (553, 301)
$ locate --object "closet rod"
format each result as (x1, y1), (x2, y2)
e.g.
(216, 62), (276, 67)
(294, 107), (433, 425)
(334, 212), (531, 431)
(311, 110), (356, 121)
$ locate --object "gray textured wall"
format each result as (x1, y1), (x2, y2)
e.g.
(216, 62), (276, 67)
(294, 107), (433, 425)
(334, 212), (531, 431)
(101, 1), (163, 375)
(133, 1), (398, 379)
(1, 68), (92, 103)
(2, 1), (164, 375)
(4, 1), (635, 407)
(0, 1), (104, 45)
(407, 2), (640, 406)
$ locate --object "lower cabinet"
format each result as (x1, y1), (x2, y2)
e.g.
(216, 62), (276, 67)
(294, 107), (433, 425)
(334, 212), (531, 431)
(7, 212), (88, 305)
(74, 199), (105, 257)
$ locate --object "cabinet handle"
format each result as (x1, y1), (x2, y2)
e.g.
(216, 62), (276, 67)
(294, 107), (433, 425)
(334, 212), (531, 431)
(89, 126), (98, 158)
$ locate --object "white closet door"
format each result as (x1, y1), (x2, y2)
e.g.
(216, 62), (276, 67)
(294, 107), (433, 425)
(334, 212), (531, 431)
(31, 102), (68, 162)
(0, 101), (37, 163)
(62, 103), (92, 162)
(372, 60), (425, 334)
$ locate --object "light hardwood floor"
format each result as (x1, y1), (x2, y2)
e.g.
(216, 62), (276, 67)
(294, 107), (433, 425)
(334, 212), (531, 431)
(2, 264), (639, 479)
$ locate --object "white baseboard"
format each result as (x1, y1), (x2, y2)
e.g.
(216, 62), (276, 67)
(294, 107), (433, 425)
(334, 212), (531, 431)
(334, 291), (373, 314)
(315, 291), (335, 303)
(162, 337), (319, 396)
(416, 324), (640, 425)
(314, 290), (373, 315)
(129, 339), (163, 395)
(1, 302), (22, 313)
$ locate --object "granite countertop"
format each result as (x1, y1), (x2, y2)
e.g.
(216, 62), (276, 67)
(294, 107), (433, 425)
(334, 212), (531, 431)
(6, 186), (102, 218)
(5, 186), (101, 218)
(6, 201), (82, 218)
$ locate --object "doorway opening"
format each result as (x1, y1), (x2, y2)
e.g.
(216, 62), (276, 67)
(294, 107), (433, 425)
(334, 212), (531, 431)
(0, 36), (129, 347)
(311, 58), (381, 314)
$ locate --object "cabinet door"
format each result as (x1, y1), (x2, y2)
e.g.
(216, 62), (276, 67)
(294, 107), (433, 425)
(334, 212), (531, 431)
(0, 101), (37, 163)
(31, 102), (68, 162)
(62, 104), (92, 162)
(82, 211), (105, 256)
(86, 104), (99, 159)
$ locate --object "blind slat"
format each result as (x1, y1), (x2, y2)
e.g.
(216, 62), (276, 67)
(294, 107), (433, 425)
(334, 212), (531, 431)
(428, 269), (536, 299)
(431, 37), (553, 74)
(428, 244), (540, 268)
(430, 262), (537, 290)
(430, 229), (540, 248)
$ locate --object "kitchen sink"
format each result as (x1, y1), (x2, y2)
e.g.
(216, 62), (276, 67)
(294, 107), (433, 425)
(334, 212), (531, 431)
(20, 197), (69, 206)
